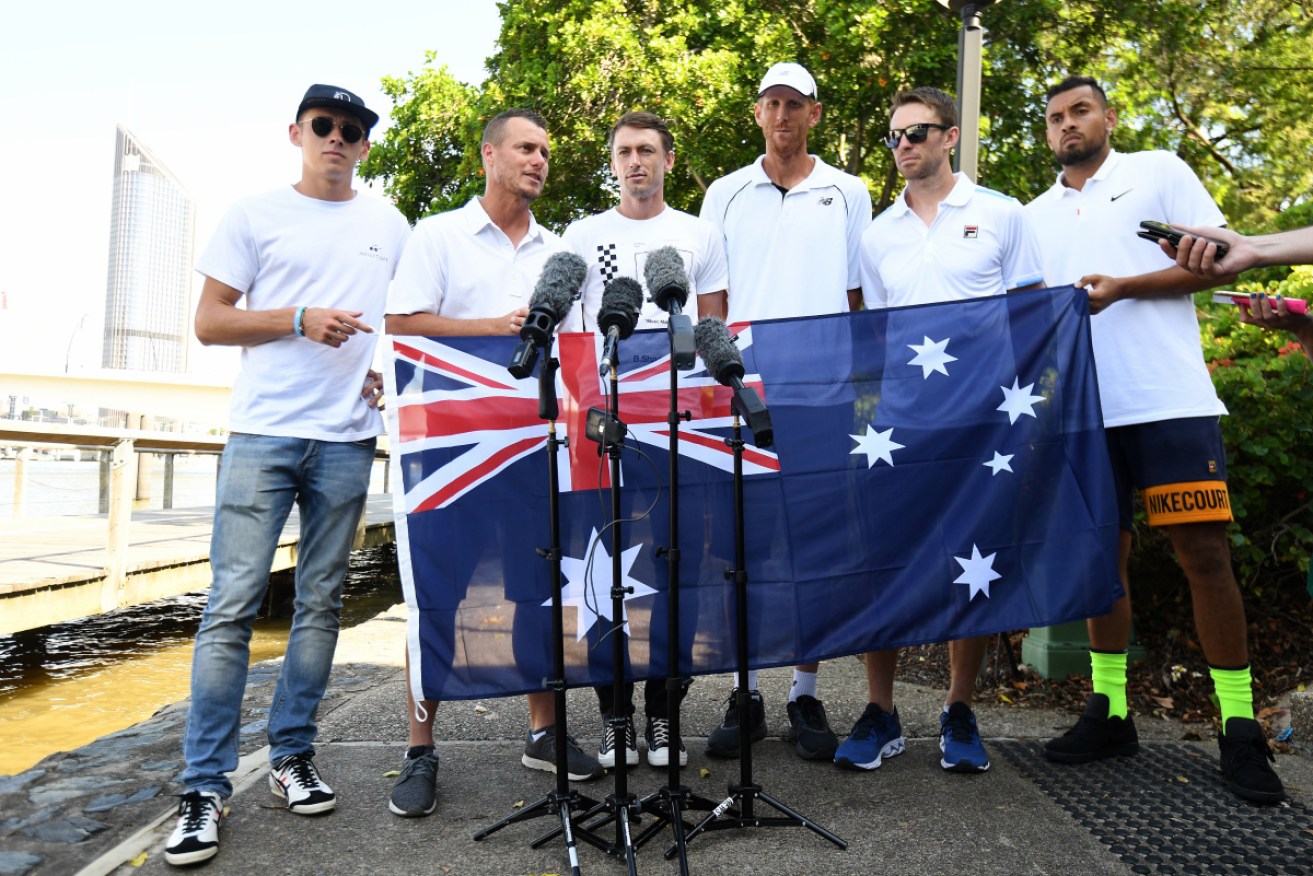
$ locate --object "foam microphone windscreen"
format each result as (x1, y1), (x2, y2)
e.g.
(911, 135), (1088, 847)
(643, 246), (690, 312)
(598, 276), (644, 337)
(532, 251), (588, 320)
(693, 317), (744, 384)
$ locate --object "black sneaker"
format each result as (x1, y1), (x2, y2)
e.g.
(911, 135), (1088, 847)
(1218, 717), (1285, 803)
(522, 725), (604, 781)
(269, 752), (336, 815)
(388, 747), (439, 817)
(164, 790), (223, 866)
(646, 716), (687, 767)
(1044, 694), (1139, 764)
(598, 715), (639, 768)
(706, 688), (766, 759)
(784, 695), (839, 760)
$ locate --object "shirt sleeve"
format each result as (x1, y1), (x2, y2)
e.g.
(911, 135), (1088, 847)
(1158, 152), (1227, 228)
(693, 218), (729, 295)
(557, 221), (594, 333)
(196, 202), (259, 296)
(858, 224), (888, 309)
(386, 221), (447, 316)
(845, 180), (874, 291)
(1002, 201), (1046, 291)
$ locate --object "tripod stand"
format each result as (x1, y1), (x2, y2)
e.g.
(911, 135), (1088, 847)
(675, 411), (847, 857)
(633, 331), (717, 874)
(473, 340), (605, 876)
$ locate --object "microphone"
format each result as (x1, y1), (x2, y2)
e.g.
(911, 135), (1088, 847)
(507, 251), (588, 378)
(643, 246), (696, 370)
(694, 317), (774, 448)
(597, 276), (643, 376)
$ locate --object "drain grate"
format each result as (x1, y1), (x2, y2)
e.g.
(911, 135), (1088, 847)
(996, 740), (1312, 875)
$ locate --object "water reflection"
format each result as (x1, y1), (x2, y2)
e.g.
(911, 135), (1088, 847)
(0, 545), (401, 776)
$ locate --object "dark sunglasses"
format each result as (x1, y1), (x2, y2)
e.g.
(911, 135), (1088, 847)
(884, 123), (951, 149)
(305, 116), (364, 144)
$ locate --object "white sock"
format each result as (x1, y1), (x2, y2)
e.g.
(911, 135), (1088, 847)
(789, 669), (818, 703)
(746, 670), (760, 692)
(530, 728), (548, 742)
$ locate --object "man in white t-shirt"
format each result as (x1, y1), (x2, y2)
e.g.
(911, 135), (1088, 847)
(699, 62), (872, 763)
(1027, 76), (1284, 803)
(839, 86), (1044, 777)
(559, 110), (727, 771)
(166, 84), (410, 867)
(383, 109), (603, 820)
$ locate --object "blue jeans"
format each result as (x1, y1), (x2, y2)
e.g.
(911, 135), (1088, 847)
(180, 433), (375, 797)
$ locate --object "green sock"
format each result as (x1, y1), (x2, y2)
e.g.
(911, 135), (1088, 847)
(1090, 650), (1128, 719)
(1209, 665), (1255, 727)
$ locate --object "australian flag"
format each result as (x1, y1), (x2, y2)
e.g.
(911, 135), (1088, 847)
(386, 285), (1121, 702)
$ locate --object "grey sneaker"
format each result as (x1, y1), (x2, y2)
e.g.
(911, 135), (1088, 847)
(706, 688), (766, 758)
(388, 748), (439, 817)
(522, 725), (604, 781)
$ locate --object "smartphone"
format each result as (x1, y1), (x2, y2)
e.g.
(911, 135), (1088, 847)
(1212, 291), (1308, 314)
(1137, 220), (1230, 259)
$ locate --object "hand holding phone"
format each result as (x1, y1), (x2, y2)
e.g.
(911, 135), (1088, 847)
(1212, 292), (1307, 315)
(1138, 220), (1230, 259)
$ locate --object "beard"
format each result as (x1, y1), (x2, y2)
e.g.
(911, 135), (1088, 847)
(1057, 132), (1107, 167)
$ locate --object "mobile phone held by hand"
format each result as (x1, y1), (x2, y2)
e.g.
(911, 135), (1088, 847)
(1212, 291), (1308, 314)
(1137, 220), (1230, 260)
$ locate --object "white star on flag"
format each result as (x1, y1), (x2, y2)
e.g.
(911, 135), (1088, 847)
(953, 544), (1002, 600)
(907, 336), (958, 378)
(550, 529), (656, 641)
(983, 451), (1014, 476)
(850, 424), (904, 468)
(997, 377), (1046, 424)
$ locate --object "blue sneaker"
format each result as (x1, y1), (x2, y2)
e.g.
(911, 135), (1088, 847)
(939, 702), (990, 773)
(834, 703), (904, 770)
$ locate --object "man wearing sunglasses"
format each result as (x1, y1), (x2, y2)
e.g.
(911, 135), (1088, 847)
(1026, 76), (1284, 804)
(384, 109), (604, 820)
(699, 62), (872, 764)
(166, 84), (409, 867)
(839, 86), (1044, 778)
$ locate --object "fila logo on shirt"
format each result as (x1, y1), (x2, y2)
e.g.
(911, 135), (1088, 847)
(963, 225), (979, 239)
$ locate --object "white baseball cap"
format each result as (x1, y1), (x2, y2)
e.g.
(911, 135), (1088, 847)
(757, 62), (818, 100)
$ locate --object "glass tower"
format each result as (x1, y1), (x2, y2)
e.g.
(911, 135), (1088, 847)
(102, 126), (195, 372)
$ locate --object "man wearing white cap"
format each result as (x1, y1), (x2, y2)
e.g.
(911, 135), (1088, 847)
(699, 61), (872, 762)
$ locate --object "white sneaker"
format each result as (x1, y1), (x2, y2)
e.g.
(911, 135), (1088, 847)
(597, 716), (639, 768)
(268, 753), (336, 814)
(646, 717), (688, 767)
(164, 790), (223, 865)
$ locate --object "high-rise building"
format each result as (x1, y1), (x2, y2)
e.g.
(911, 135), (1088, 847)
(102, 126), (195, 373)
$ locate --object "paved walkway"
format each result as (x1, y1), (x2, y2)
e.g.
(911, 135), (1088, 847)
(1, 605), (1310, 876)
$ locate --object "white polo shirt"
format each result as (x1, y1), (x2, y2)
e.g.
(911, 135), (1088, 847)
(387, 197), (568, 319)
(860, 173), (1044, 308)
(558, 205), (728, 333)
(700, 155), (871, 322)
(1026, 150), (1227, 428)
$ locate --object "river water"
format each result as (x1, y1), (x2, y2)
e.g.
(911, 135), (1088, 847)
(0, 457), (401, 776)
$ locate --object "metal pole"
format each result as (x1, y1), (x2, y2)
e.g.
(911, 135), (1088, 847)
(956, 4), (985, 182)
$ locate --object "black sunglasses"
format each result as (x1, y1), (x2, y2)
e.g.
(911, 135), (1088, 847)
(884, 123), (951, 149)
(305, 116), (364, 144)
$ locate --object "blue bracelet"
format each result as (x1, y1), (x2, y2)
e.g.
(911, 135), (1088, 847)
(295, 306), (307, 337)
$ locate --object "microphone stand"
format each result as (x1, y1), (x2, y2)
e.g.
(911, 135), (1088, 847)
(672, 407), (847, 858)
(474, 337), (605, 875)
(633, 319), (717, 874)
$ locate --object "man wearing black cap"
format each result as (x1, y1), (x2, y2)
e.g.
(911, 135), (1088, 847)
(699, 62), (872, 764)
(164, 84), (409, 867)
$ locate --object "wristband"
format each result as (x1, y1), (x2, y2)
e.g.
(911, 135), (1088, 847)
(294, 306), (307, 337)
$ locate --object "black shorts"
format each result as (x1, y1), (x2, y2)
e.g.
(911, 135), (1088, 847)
(1105, 416), (1233, 531)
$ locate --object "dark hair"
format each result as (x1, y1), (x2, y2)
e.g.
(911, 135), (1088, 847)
(891, 86), (958, 128)
(607, 111), (675, 153)
(481, 109), (548, 147)
(1045, 76), (1109, 107)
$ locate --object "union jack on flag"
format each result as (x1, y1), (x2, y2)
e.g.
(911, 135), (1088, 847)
(388, 289), (1123, 703)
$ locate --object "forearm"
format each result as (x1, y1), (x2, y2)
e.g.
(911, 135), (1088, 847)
(195, 294), (296, 347)
(1250, 226), (1313, 269)
(1114, 265), (1235, 300)
(385, 312), (502, 337)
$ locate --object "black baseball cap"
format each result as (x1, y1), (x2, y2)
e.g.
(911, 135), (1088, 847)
(296, 84), (379, 132)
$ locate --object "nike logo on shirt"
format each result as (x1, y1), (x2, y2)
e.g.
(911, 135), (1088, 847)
(1110, 189), (1133, 201)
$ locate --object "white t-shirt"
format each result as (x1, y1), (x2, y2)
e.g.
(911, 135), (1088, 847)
(860, 173), (1044, 308)
(388, 197), (569, 319)
(1026, 150), (1227, 428)
(700, 155), (871, 321)
(558, 206), (728, 333)
(197, 186), (409, 441)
